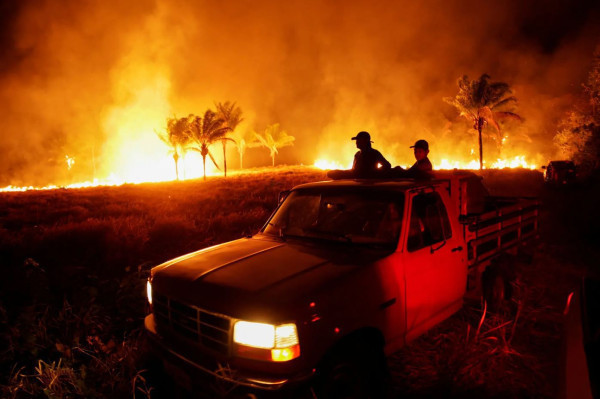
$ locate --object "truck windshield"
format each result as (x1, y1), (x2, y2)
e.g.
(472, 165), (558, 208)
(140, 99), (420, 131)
(263, 188), (404, 248)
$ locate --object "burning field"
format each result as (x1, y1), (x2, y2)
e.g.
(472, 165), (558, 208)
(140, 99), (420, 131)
(0, 166), (598, 398)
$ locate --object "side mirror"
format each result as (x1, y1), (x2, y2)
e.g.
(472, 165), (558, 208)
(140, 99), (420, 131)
(430, 239), (447, 254)
(278, 190), (290, 203)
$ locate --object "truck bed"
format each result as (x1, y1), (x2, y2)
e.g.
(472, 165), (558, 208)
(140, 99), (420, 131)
(462, 196), (539, 267)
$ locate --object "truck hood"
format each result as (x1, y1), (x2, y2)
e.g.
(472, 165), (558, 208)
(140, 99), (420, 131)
(151, 236), (389, 321)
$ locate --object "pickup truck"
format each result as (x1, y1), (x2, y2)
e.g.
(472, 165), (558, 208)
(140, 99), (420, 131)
(144, 170), (539, 397)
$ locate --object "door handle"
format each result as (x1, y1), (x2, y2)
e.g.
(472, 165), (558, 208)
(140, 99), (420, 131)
(451, 246), (463, 252)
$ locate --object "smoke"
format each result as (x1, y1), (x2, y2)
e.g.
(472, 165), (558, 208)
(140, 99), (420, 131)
(0, 0), (599, 185)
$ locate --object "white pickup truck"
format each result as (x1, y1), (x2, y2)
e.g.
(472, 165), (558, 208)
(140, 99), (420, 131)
(144, 170), (538, 397)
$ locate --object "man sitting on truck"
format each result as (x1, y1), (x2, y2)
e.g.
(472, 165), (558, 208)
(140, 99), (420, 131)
(389, 139), (434, 179)
(407, 139), (433, 177)
(351, 131), (392, 178)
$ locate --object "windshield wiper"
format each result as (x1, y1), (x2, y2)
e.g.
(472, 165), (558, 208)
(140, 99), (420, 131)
(303, 229), (353, 243)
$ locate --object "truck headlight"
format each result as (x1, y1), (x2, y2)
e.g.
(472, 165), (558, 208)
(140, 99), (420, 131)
(146, 279), (153, 306)
(233, 321), (300, 362)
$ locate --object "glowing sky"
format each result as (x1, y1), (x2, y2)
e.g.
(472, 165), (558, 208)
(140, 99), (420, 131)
(0, 0), (599, 186)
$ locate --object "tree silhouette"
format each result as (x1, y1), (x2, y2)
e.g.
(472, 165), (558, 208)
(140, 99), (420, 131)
(157, 116), (191, 180)
(554, 47), (600, 171)
(215, 101), (243, 177)
(254, 123), (295, 167)
(230, 129), (259, 169)
(187, 110), (231, 180)
(445, 74), (522, 169)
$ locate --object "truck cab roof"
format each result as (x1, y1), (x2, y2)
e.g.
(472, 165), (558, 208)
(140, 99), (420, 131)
(293, 170), (483, 192)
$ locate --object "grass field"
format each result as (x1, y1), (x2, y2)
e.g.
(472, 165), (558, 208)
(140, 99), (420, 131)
(0, 166), (597, 398)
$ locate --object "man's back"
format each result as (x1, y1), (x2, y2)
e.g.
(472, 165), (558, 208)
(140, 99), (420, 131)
(353, 147), (391, 177)
(409, 157), (433, 173)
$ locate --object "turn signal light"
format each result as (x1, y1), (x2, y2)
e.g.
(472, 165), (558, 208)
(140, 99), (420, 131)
(271, 344), (301, 362)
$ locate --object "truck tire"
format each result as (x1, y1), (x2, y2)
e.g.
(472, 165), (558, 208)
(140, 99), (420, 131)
(315, 338), (388, 399)
(482, 268), (513, 313)
(482, 254), (518, 312)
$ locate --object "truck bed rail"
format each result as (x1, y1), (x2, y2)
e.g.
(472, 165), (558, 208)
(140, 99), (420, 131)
(462, 197), (539, 267)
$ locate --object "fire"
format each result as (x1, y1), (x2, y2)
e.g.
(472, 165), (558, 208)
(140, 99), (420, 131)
(490, 156), (536, 169)
(0, 68), (538, 195)
(314, 159), (353, 170)
(315, 156), (537, 171)
(1, 147), (538, 192)
(437, 156), (536, 170)
(65, 155), (75, 170)
(437, 159), (482, 170)
(0, 152), (221, 192)
(0, 154), (538, 192)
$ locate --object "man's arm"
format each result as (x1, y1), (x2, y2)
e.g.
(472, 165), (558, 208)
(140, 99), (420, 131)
(408, 158), (432, 172)
(377, 151), (391, 170)
(406, 159), (433, 179)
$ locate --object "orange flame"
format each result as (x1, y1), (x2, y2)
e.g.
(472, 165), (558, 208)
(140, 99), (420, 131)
(314, 155), (537, 171)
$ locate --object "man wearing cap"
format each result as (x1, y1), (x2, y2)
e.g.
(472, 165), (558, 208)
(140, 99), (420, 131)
(351, 131), (391, 177)
(407, 139), (433, 178)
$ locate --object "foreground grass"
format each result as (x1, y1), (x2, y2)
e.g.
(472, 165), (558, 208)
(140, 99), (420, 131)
(0, 167), (326, 398)
(0, 166), (593, 398)
(390, 172), (600, 398)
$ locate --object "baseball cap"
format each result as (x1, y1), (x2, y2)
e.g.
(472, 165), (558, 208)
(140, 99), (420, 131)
(351, 131), (373, 142)
(410, 139), (429, 151)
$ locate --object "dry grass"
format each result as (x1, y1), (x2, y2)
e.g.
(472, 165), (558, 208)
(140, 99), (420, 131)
(388, 263), (569, 398)
(389, 170), (599, 398)
(0, 166), (596, 398)
(0, 166), (326, 398)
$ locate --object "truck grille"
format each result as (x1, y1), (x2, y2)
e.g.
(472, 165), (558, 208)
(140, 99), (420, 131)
(153, 293), (231, 354)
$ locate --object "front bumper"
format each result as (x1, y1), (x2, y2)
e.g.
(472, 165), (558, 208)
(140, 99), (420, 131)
(144, 314), (314, 392)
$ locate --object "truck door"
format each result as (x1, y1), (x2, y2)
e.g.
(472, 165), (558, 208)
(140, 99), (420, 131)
(402, 188), (466, 337)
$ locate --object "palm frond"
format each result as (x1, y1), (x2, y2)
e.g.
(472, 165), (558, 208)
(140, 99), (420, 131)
(207, 150), (221, 170)
(254, 132), (269, 147)
(493, 111), (523, 122)
(231, 130), (256, 149)
(474, 74), (490, 105)
(447, 74), (522, 127)
(215, 101), (244, 131)
(275, 135), (295, 147)
(155, 128), (169, 145)
(479, 107), (500, 132)
(491, 96), (518, 110)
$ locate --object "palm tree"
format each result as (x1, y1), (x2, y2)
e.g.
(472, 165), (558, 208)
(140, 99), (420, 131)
(231, 129), (259, 169)
(187, 110), (231, 180)
(215, 101), (243, 177)
(444, 74), (522, 169)
(254, 123), (295, 167)
(157, 116), (191, 180)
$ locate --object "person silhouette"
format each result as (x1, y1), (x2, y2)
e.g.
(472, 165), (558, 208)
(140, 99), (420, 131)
(408, 139), (433, 176)
(351, 131), (391, 178)
(386, 139), (433, 179)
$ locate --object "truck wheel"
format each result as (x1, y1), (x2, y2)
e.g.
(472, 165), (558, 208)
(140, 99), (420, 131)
(316, 340), (387, 399)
